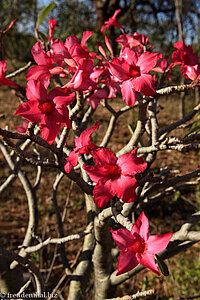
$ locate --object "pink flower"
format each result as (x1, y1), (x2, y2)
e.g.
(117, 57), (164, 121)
(83, 148), (147, 207)
(111, 212), (173, 275)
(64, 122), (99, 173)
(14, 80), (74, 144)
(26, 42), (66, 88)
(152, 56), (174, 80)
(172, 41), (198, 66)
(86, 89), (108, 109)
(110, 48), (161, 106)
(49, 19), (56, 38)
(101, 9), (122, 32)
(16, 120), (29, 133)
(181, 64), (200, 81)
(64, 58), (97, 91)
(116, 33), (150, 53)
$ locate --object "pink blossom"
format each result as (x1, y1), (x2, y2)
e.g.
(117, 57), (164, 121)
(152, 56), (174, 80)
(110, 48), (161, 106)
(83, 148), (147, 207)
(64, 58), (97, 91)
(64, 122), (99, 173)
(14, 80), (74, 144)
(172, 41), (198, 66)
(116, 33), (150, 53)
(26, 42), (66, 88)
(85, 89), (108, 109)
(51, 39), (76, 68)
(49, 19), (56, 38)
(111, 212), (173, 275)
(101, 9), (122, 32)
(181, 64), (200, 81)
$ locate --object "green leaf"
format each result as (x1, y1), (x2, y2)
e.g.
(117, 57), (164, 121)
(155, 255), (169, 276)
(36, 2), (56, 29)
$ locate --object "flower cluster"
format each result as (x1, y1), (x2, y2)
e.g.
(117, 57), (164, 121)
(6, 11), (199, 277)
(10, 12), (199, 145)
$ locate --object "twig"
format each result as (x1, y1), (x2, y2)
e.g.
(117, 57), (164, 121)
(0, 173), (16, 193)
(171, 211), (200, 242)
(112, 207), (133, 231)
(2, 135), (56, 167)
(6, 61), (32, 78)
(117, 98), (147, 156)
(0, 127), (60, 155)
(106, 288), (155, 299)
(69, 91), (84, 119)
(139, 182), (199, 209)
(19, 226), (93, 254)
(156, 83), (194, 95)
(51, 171), (72, 274)
(140, 168), (200, 199)
(0, 247), (44, 293)
(68, 193), (96, 299)
(17, 279), (32, 294)
(100, 114), (118, 147)
(0, 141), (38, 270)
(158, 103), (200, 138)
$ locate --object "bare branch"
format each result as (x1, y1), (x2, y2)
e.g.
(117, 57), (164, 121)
(158, 103), (200, 138)
(156, 83), (194, 95)
(20, 225), (93, 254)
(117, 99), (147, 156)
(6, 61), (32, 78)
(0, 141), (38, 270)
(0, 247), (44, 293)
(140, 169), (200, 199)
(100, 114), (118, 147)
(106, 288), (155, 299)
(0, 173), (16, 193)
(51, 171), (72, 274)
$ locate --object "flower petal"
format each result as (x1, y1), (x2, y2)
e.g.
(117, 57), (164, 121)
(112, 175), (137, 203)
(26, 80), (48, 102)
(93, 180), (113, 207)
(138, 253), (160, 276)
(26, 66), (51, 89)
(40, 117), (60, 144)
(131, 212), (149, 241)
(121, 80), (136, 107)
(111, 228), (134, 250)
(75, 122), (99, 148)
(117, 151), (147, 176)
(147, 233), (173, 255)
(132, 74), (155, 96)
(83, 164), (111, 183)
(137, 52), (161, 74)
(31, 41), (50, 66)
(92, 148), (117, 165)
(116, 250), (139, 275)
(109, 58), (130, 81)
(14, 101), (43, 124)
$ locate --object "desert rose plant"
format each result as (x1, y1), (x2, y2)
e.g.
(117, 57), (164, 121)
(0, 6), (200, 300)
